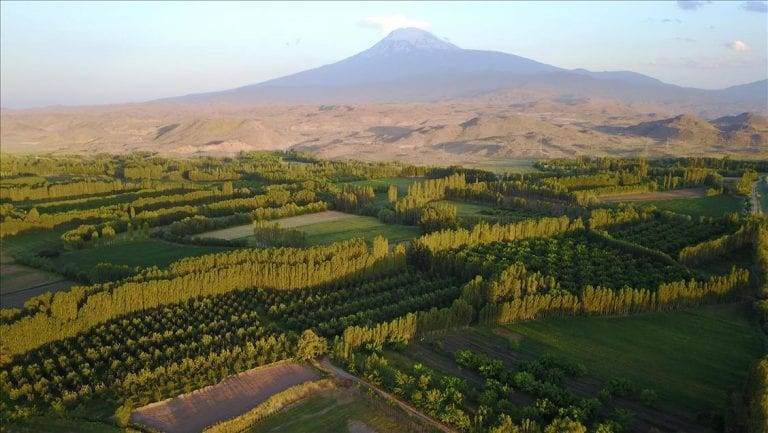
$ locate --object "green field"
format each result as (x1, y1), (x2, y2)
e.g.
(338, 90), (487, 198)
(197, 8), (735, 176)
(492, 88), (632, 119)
(503, 303), (764, 415)
(437, 200), (496, 218)
(436, 200), (545, 223)
(49, 239), (226, 271)
(462, 159), (539, 174)
(292, 215), (422, 245)
(251, 388), (415, 433)
(1, 228), (68, 257)
(5, 417), (121, 433)
(638, 194), (744, 218)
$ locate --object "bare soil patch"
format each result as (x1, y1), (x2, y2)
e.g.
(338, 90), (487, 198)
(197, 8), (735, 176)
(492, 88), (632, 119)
(600, 187), (706, 203)
(129, 362), (321, 433)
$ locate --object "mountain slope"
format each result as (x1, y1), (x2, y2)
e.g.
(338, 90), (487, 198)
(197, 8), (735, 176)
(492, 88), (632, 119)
(618, 113), (767, 151)
(166, 28), (692, 106)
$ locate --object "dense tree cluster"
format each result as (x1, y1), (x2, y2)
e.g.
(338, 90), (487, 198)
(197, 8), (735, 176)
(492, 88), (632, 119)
(393, 174), (467, 223)
(678, 223), (755, 266)
(251, 220), (307, 247)
(479, 267), (748, 325)
(0, 239), (388, 358)
(0, 180), (133, 202)
(439, 231), (688, 290)
(607, 213), (737, 255)
(1, 152), (764, 431)
(1, 290), (289, 407)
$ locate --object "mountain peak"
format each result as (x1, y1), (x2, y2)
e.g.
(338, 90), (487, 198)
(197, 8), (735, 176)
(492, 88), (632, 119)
(383, 28), (456, 47)
(362, 27), (458, 57)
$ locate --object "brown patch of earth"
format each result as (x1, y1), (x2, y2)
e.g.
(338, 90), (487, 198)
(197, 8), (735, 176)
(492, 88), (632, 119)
(129, 362), (321, 433)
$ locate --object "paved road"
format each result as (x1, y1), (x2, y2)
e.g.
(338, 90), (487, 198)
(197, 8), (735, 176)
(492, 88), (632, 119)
(317, 358), (456, 433)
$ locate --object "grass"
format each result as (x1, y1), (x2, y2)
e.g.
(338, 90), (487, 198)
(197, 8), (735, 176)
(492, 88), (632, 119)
(4, 417), (122, 433)
(436, 200), (496, 218)
(49, 239), (226, 270)
(637, 194), (744, 218)
(502, 303), (765, 415)
(462, 159), (539, 174)
(291, 215), (422, 245)
(251, 388), (413, 433)
(1, 228), (68, 257)
(436, 200), (547, 224)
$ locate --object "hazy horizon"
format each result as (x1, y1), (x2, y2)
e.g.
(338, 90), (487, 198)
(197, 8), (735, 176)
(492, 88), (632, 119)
(1, 0), (767, 109)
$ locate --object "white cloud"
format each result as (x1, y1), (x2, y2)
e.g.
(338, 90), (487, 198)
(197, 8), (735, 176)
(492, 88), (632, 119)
(641, 56), (758, 69)
(358, 15), (430, 33)
(726, 40), (752, 52)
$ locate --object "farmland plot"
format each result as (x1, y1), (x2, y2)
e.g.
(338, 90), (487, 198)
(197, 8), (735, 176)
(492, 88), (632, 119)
(599, 187), (706, 203)
(193, 211), (357, 240)
(129, 362), (321, 433)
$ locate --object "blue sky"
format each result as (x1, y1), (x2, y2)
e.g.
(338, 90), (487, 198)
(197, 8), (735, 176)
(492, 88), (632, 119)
(1, 1), (766, 108)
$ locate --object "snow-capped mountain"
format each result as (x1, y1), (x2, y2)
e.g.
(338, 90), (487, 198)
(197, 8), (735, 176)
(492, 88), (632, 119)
(163, 28), (766, 111)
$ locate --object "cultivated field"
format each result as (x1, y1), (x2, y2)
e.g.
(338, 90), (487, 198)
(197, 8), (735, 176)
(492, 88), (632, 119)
(463, 159), (539, 174)
(389, 312), (752, 433)
(436, 200), (496, 218)
(636, 194), (744, 217)
(194, 211), (357, 240)
(2, 153), (765, 433)
(504, 302), (763, 415)
(205, 210), (422, 245)
(275, 211), (358, 228)
(0, 255), (75, 308)
(599, 187), (706, 202)
(50, 239), (225, 271)
(296, 215), (422, 245)
(252, 386), (421, 433)
(130, 362), (321, 433)
(192, 224), (255, 240)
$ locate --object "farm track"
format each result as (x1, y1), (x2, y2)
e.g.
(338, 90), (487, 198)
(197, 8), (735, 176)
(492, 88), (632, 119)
(129, 361), (320, 433)
(318, 358), (457, 433)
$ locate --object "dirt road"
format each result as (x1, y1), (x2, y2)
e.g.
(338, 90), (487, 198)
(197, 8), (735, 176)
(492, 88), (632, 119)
(317, 358), (456, 433)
